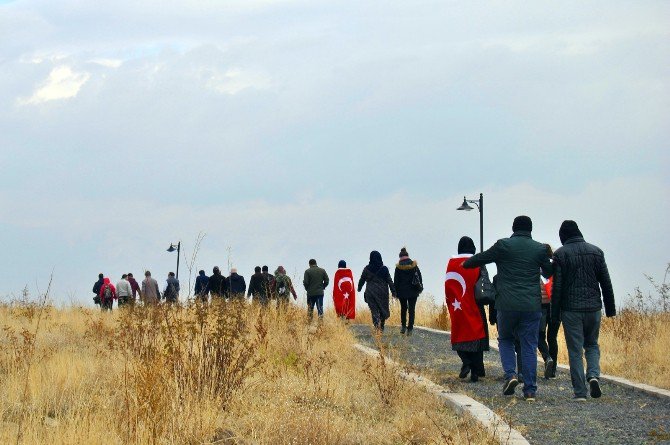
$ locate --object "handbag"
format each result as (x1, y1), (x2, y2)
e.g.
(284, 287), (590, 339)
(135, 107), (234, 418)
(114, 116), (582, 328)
(474, 266), (495, 304)
(411, 268), (424, 293)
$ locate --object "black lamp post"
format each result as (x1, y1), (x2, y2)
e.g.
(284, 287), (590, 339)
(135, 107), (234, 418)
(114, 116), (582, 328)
(457, 193), (484, 253)
(167, 241), (181, 280)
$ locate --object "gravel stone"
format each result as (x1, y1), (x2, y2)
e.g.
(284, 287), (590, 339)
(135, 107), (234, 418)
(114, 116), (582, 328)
(351, 324), (670, 445)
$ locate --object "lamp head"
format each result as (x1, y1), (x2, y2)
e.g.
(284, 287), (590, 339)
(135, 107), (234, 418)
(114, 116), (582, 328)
(167, 244), (177, 252)
(457, 197), (474, 211)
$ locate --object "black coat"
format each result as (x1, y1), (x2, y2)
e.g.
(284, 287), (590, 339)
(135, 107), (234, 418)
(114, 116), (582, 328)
(248, 272), (266, 298)
(228, 273), (247, 295)
(206, 273), (228, 298)
(393, 260), (422, 300)
(194, 274), (209, 295)
(92, 278), (104, 295)
(551, 236), (615, 319)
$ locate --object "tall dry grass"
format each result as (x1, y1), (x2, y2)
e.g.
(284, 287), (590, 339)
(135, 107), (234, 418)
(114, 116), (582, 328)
(0, 299), (494, 444)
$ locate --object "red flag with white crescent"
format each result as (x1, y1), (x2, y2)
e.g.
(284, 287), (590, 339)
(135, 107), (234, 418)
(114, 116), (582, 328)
(444, 255), (486, 344)
(333, 268), (356, 319)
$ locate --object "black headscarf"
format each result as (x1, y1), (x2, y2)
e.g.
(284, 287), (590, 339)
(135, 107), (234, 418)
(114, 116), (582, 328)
(458, 236), (476, 255)
(338, 260), (347, 268)
(367, 251), (384, 275)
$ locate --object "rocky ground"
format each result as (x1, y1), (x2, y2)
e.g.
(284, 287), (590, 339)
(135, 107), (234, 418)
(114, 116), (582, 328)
(351, 324), (670, 445)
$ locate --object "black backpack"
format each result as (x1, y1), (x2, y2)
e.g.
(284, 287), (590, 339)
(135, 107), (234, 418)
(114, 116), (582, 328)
(474, 266), (495, 305)
(411, 268), (423, 293)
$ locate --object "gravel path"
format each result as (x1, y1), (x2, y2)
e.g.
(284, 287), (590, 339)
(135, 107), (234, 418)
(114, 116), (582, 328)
(351, 324), (670, 445)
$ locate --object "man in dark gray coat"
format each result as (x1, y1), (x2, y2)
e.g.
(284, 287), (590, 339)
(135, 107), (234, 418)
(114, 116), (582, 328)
(303, 259), (329, 321)
(551, 220), (615, 401)
(464, 215), (552, 400)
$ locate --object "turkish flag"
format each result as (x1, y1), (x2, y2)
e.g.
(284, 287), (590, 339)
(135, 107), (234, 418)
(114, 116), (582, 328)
(444, 255), (486, 344)
(333, 268), (356, 319)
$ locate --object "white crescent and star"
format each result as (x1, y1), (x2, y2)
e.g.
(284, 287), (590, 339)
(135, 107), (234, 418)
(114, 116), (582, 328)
(338, 276), (353, 299)
(445, 272), (466, 298)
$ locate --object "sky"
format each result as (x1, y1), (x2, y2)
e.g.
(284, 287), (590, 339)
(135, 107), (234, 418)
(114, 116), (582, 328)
(0, 0), (668, 307)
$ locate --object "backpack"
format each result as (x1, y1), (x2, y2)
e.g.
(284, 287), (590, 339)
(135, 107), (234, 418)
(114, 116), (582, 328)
(275, 275), (289, 297)
(103, 285), (113, 302)
(474, 266), (495, 305)
(411, 268), (424, 293)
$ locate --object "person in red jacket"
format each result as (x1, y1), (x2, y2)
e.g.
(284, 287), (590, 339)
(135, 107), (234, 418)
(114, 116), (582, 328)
(99, 277), (117, 312)
(445, 237), (490, 382)
(538, 244), (558, 378)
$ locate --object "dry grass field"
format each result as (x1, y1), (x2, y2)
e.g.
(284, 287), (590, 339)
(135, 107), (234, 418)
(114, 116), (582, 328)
(0, 300), (494, 445)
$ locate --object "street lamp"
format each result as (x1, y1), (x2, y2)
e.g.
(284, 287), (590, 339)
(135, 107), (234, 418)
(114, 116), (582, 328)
(167, 241), (181, 280)
(457, 193), (484, 253)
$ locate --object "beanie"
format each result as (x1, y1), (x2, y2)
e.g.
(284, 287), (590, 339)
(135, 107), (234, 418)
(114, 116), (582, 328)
(559, 220), (583, 244)
(512, 215), (533, 232)
(338, 260), (347, 268)
(399, 247), (409, 258)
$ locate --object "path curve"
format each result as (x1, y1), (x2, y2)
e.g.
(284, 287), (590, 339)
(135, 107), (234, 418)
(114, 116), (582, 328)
(350, 325), (670, 445)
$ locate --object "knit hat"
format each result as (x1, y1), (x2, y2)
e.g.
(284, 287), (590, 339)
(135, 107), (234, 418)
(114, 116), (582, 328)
(338, 260), (347, 268)
(399, 247), (409, 258)
(458, 236), (476, 255)
(512, 215), (533, 232)
(559, 220), (583, 244)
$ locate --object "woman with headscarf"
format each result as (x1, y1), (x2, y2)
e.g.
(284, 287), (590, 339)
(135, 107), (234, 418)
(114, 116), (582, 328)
(393, 247), (423, 336)
(333, 260), (356, 320)
(358, 251), (397, 331)
(444, 237), (490, 382)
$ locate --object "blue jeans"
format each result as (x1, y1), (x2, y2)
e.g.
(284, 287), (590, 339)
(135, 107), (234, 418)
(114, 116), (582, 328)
(497, 310), (542, 394)
(562, 310), (601, 397)
(307, 295), (324, 320)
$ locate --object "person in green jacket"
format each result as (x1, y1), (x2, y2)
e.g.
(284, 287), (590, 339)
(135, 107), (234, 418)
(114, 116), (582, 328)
(303, 259), (329, 321)
(463, 215), (552, 401)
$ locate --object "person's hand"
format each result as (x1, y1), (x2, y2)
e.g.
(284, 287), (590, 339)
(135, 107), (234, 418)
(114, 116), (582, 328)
(293, 296), (297, 301)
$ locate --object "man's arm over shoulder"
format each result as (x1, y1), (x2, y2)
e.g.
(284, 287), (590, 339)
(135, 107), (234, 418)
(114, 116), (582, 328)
(463, 240), (501, 268)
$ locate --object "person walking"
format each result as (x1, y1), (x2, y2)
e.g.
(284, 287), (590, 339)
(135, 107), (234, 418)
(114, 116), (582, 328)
(445, 237), (490, 382)
(333, 260), (356, 320)
(206, 266), (228, 300)
(393, 247), (423, 335)
(228, 268), (247, 299)
(551, 220), (615, 401)
(127, 273), (141, 302)
(274, 266), (298, 309)
(248, 266), (268, 305)
(262, 265), (276, 301)
(141, 271), (161, 305)
(537, 244), (557, 379)
(464, 216), (552, 401)
(194, 270), (210, 303)
(303, 259), (329, 321)
(99, 277), (116, 311)
(163, 272), (180, 304)
(116, 274), (133, 308)
(358, 251), (396, 332)
(92, 273), (104, 306)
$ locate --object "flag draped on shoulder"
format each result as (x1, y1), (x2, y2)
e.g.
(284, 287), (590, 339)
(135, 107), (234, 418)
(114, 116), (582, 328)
(333, 268), (356, 319)
(444, 255), (486, 344)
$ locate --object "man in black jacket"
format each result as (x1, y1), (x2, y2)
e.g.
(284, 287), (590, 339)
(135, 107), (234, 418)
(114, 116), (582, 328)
(551, 220), (615, 401)
(92, 273), (104, 305)
(228, 268), (247, 299)
(206, 266), (228, 300)
(248, 266), (268, 305)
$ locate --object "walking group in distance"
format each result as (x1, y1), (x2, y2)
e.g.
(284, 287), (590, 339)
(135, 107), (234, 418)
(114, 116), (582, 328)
(92, 216), (615, 403)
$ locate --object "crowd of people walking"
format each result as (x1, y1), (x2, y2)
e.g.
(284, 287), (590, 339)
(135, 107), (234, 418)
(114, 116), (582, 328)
(92, 216), (615, 402)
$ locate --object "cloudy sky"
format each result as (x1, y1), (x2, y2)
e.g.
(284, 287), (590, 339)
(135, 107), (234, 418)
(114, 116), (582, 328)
(1, 0), (668, 306)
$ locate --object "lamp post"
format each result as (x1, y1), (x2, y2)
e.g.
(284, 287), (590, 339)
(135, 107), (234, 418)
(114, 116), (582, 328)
(167, 241), (181, 280)
(457, 193), (484, 253)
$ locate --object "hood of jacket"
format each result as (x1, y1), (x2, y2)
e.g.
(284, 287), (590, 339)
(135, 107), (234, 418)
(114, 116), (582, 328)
(395, 260), (417, 270)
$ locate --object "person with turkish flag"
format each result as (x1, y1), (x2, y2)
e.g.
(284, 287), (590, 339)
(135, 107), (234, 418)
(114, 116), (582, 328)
(333, 260), (356, 320)
(445, 237), (490, 382)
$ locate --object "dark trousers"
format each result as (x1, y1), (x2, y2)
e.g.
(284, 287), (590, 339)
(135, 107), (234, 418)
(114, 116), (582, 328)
(399, 298), (417, 329)
(562, 310), (602, 397)
(307, 295), (324, 320)
(117, 295), (133, 308)
(547, 319), (560, 363)
(457, 351), (485, 377)
(538, 305), (550, 361)
(497, 310), (542, 394)
(101, 299), (113, 311)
